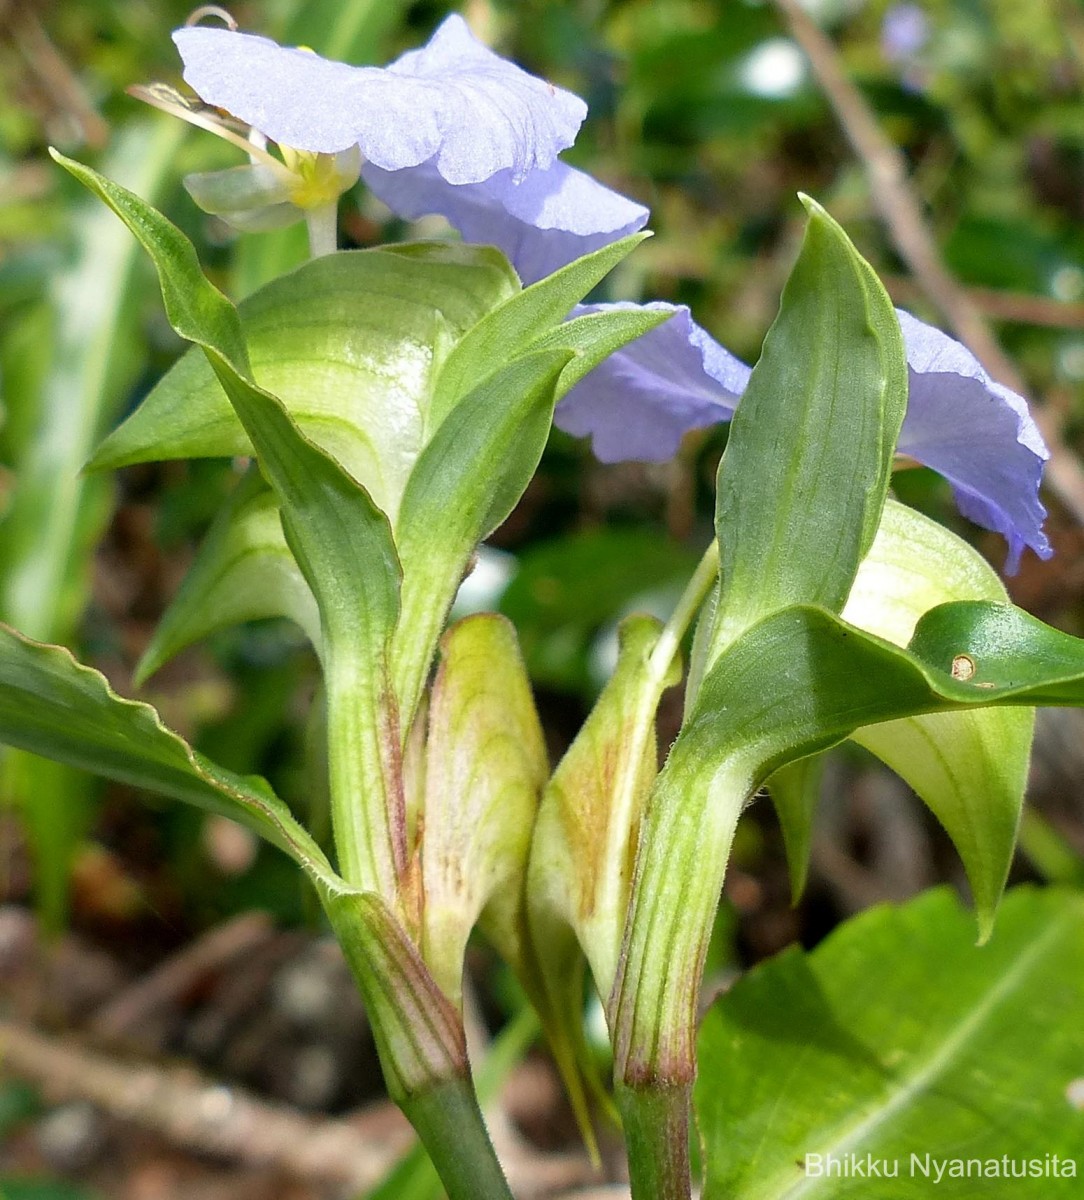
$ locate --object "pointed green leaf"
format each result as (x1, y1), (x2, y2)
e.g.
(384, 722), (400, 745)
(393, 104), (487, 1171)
(615, 594), (1084, 1084)
(89, 243), (518, 522)
(136, 465), (318, 683)
(392, 348), (573, 730)
(428, 233), (650, 427)
(419, 615), (548, 1007)
(523, 306), (673, 396)
(696, 887), (1084, 1199)
(766, 756), (824, 903)
(769, 499), (1033, 917)
(0, 624), (334, 882)
(709, 197), (907, 659)
(530, 615), (678, 998)
(54, 152), (403, 895)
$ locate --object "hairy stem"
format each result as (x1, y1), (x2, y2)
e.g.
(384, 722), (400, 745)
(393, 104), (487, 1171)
(616, 1081), (693, 1200)
(401, 1079), (516, 1200)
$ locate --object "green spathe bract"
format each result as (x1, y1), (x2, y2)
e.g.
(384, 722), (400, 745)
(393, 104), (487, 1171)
(706, 194), (907, 663)
(89, 243), (520, 521)
(696, 886), (1084, 1199)
(135, 465), (320, 684)
(770, 498), (1033, 926)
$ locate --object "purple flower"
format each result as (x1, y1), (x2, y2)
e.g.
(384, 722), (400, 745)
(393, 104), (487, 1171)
(554, 304), (1051, 572)
(173, 15), (584, 181)
(361, 159), (647, 286)
(155, 15), (646, 275)
(881, 4), (930, 63)
(151, 14), (1050, 570)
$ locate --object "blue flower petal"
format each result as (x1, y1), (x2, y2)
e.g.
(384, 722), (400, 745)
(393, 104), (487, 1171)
(362, 158), (649, 285)
(553, 303), (749, 461)
(173, 14), (586, 183)
(894, 309), (1051, 573)
(553, 304), (1049, 569)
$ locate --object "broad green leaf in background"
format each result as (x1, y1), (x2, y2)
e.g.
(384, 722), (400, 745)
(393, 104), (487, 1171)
(770, 498), (1033, 914)
(135, 465), (319, 683)
(0, 624), (332, 882)
(0, 118), (187, 929)
(706, 195), (907, 662)
(55, 153), (403, 896)
(696, 887), (1084, 1198)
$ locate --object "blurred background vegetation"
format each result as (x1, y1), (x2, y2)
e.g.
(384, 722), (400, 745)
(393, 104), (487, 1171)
(1, 0), (1083, 1196)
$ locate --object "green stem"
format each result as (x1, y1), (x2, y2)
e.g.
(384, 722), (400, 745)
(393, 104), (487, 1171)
(616, 1081), (693, 1200)
(323, 646), (403, 895)
(650, 538), (720, 682)
(401, 1078), (515, 1200)
(305, 200), (339, 257)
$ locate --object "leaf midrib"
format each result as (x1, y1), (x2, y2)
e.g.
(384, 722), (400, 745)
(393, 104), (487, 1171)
(747, 912), (1071, 1198)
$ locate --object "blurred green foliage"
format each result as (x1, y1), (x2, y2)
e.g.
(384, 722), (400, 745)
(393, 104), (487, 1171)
(1, 0), (1081, 933)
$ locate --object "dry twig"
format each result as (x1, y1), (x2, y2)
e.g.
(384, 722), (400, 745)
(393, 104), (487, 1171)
(89, 912), (276, 1041)
(0, 1014), (603, 1197)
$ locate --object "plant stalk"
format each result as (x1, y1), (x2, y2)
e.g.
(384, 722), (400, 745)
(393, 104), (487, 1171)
(616, 1080), (693, 1200)
(305, 200), (339, 257)
(401, 1078), (516, 1200)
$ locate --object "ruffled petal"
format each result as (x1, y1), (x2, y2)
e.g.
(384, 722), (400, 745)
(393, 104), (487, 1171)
(552, 303), (1050, 570)
(362, 158), (649, 285)
(894, 309), (1051, 573)
(553, 303), (750, 461)
(173, 15), (585, 183)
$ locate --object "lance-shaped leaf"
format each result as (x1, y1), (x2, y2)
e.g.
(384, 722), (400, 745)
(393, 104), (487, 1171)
(55, 152), (403, 896)
(529, 615), (679, 1000)
(0, 624), (334, 884)
(613, 596), (1084, 1094)
(527, 615), (683, 1155)
(390, 348), (571, 731)
(427, 233), (651, 426)
(707, 196), (907, 662)
(771, 499), (1033, 909)
(136, 465), (319, 683)
(392, 299), (670, 732)
(89, 243), (518, 523)
(419, 614), (548, 1006)
(696, 886), (1084, 1199)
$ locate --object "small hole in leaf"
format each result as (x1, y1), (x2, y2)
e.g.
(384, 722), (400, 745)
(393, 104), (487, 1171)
(951, 654), (976, 681)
